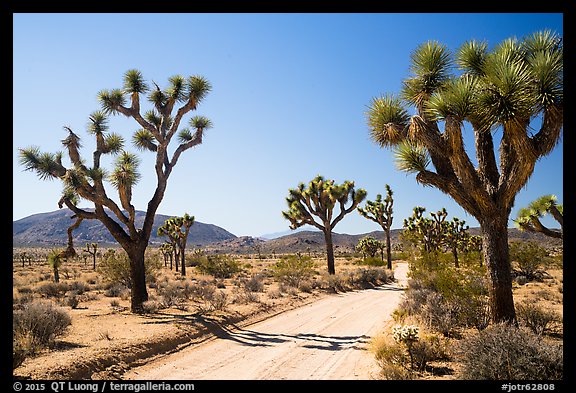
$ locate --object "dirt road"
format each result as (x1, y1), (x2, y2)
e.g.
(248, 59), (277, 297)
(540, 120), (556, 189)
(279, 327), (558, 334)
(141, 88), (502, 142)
(124, 262), (409, 380)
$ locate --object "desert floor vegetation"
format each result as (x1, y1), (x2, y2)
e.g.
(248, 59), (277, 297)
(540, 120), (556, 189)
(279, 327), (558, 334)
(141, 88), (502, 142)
(369, 245), (563, 380)
(12, 247), (394, 379)
(12, 241), (562, 381)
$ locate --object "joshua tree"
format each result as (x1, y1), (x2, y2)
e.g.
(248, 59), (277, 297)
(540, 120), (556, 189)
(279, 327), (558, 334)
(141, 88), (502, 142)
(158, 213), (195, 276)
(442, 217), (470, 268)
(19, 69), (213, 313)
(357, 184), (395, 269)
(83, 242), (99, 270)
(403, 207), (448, 254)
(366, 30), (562, 323)
(515, 194), (563, 239)
(159, 243), (175, 269)
(355, 236), (384, 260)
(47, 249), (64, 283)
(158, 220), (181, 271)
(282, 175), (367, 275)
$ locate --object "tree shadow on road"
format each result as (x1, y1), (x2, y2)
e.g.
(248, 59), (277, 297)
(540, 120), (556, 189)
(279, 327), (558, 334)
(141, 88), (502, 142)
(202, 319), (371, 351)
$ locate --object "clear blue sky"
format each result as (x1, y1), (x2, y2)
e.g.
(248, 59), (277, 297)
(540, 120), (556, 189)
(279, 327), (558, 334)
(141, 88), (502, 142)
(13, 13), (563, 237)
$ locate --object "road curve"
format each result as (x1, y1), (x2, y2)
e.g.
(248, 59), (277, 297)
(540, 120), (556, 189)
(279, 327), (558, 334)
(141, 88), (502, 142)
(125, 262), (409, 380)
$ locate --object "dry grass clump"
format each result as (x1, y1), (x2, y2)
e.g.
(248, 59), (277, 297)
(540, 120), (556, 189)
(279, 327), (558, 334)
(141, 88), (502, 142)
(456, 323), (563, 380)
(13, 300), (72, 369)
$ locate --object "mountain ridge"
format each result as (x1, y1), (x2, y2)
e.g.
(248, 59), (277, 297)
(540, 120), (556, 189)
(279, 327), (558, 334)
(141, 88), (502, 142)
(13, 208), (237, 247)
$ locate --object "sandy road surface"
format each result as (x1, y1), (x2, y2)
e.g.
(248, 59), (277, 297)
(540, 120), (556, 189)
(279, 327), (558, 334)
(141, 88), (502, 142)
(125, 262), (408, 380)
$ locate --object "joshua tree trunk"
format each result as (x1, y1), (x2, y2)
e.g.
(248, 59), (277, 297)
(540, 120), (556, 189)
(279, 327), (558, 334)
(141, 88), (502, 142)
(53, 267), (60, 283)
(385, 228), (392, 270)
(126, 244), (148, 314)
(180, 247), (186, 276)
(323, 229), (336, 275)
(452, 248), (459, 268)
(480, 215), (516, 324)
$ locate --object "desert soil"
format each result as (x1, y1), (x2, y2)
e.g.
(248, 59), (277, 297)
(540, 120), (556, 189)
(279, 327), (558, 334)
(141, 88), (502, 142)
(124, 263), (409, 380)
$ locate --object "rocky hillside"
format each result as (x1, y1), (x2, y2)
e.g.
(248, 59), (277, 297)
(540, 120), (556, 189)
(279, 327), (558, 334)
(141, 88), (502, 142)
(12, 209), (237, 247)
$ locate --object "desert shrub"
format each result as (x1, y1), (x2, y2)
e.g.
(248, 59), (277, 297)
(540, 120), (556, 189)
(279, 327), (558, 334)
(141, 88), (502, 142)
(196, 255), (242, 279)
(104, 282), (130, 298)
(13, 331), (31, 369)
(205, 291), (228, 312)
(36, 281), (68, 299)
(233, 287), (260, 304)
(516, 300), (562, 335)
(68, 280), (90, 295)
(13, 300), (72, 359)
(346, 267), (392, 289)
(320, 272), (348, 293)
(510, 241), (550, 280)
(272, 254), (315, 288)
(373, 339), (414, 379)
(357, 256), (386, 267)
(236, 274), (265, 293)
(401, 258), (489, 335)
(372, 324), (447, 379)
(98, 250), (161, 288)
(156, 281), (186, 308)
(187, 280), (227, 312)
(65, 291), (80, 309)
(298, 279), (314, 293)
(457, 323), (563, 380)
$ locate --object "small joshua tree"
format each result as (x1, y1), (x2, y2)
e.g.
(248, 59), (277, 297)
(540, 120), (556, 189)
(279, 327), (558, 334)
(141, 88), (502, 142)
(158, 213), (195, 276)
(358, 184), (395, 269)
(47, 249), (64, 283)
(442, 217), (469, 268)
(403, 207), (448, 254)
(515, 195), (563, 239)
(356, 236), (383, 260)
(159, 243), (174, 269)
(83, 242), (99, 270)
(282, 175), (367, 275)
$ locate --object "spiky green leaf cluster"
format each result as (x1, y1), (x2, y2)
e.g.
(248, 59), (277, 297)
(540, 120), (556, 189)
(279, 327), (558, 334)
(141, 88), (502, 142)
(123, 69), (148, 94)
(108, 151), (141, 189)
(393, 140), (430, 173)
(368, 30), (563, 160)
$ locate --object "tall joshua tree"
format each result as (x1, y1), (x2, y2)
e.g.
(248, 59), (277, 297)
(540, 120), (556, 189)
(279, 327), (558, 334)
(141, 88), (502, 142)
(357, 184), (394, 269)
(282, 175), (366, 275)
(19, 69), (212, 313)
(515, 194), (563, 239)
(366, 30), (563, 323)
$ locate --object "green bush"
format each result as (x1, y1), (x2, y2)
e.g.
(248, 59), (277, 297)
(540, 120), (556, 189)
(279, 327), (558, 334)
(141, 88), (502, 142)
(272, 254), (315, 287)
(196, 255), (242, 278)
(510, 241), (550, 280)
(356, 256), (386, 267)
(98, 249), (161, 288)
(401, 256), (489, 335)
(458, 323), (563, 380)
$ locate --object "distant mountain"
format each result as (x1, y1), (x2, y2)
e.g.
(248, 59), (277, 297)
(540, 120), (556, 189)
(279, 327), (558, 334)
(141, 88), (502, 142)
(12, 209), (237, 247)
(203, 228), (562, 254)
(259, 227), (319, 240)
